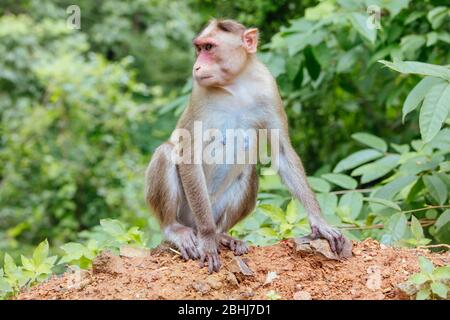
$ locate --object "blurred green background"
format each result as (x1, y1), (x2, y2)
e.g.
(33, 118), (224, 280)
(0, 0), (449, 263)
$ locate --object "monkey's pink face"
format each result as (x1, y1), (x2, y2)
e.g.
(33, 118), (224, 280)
(192, 28), (257, 87)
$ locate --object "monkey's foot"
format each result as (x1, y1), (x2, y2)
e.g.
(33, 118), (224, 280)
(309, 223), (349, 257)
(198, 234), (221, 273)
(219, 233), (248, 255)
(166, 225), (200, 261)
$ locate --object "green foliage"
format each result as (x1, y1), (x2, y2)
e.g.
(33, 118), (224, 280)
(405, 257), (450, 300)
(59, 219), (146, 269)
(0, 219), (146, 299)
(0, 239), (57, 299)
(0, 13), (160, 256)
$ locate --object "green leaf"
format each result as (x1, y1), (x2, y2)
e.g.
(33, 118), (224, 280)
(348, 12), (377, 44)
(305, 1), (335, 20)
(379, 60), (450, 80)
(351, 132), (387, 152)
(32, 239), (49, 266)
(317, 193), (338, 217)
(435, 210), (450, 232)
(339, 191), (363, 220)
(430, 282), (448, 299)
(100, 219), (127, 237)
(402, 77), (444, 122)
(427, 7), (449, 29)
(372, 175), (417, 207)
(410, 216), (424, 239)
(409, 273), (428, 285)
(0, 277), (12, 293)
(433, 266), (450, 281)
(380, 212), (407, 245)
(419, 256), (434, 274)
(423, 175), (448, 205)
(416, 287), (431, 300)
(286, 199), (299, 224)
(59, 242), (87, 263)
(21, 255), (34, 271)
(365, 197), (401, 211)
(352, 155), (400, 183)
(259, 204), (285, 223)
(333, 149), (383, 173)
(4, 253), (17, 276)
(304, 46), (321, 80)
(336, 47), (360, 73)
(419, 82), (450, 143)
(307, 177), (331, 193)
(321, 173), (358, 190)
(400, 35), (426, 59)
(284, 28), (326, 56)
(383, 0), (410, 18)
(258, 227), (279, 238)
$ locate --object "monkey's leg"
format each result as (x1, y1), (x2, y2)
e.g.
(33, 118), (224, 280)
(145, 142), (200, 260)
(213, 166), (258, 255)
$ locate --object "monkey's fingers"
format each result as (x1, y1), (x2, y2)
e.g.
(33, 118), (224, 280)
(199, 252), (221, 273)
(234, 241), (249, 255)
(207, 255), (214, 274)
(209, 253), (221, 273)
(186, 246), (200, 260)
(180, 247), (190, 261)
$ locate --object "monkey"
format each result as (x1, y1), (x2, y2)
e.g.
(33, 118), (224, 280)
(145, 19), (348, 273)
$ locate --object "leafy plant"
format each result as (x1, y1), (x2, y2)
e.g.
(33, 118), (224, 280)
(60, 219), (147, 269)
(0, 239), (57, 299)
(0, 219), (147, 299)
(402, 257), (450, 300)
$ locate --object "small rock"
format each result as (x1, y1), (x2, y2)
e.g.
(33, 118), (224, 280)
(66, 268), (91, 290)
(294, 237), (353, 260)
(397, 282), (418, 296)
(240, 288), (254, 299)
(293, 290), (312, 300)
(226, 257), (254, 276)
(225, 271), (239, 286)
(191, 281), (211, 294)
(263, 271), (278, 285)
(206, 275), (223, 290)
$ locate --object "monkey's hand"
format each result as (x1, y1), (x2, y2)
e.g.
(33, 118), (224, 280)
(310, 220), (348, 257)
(198, 234), (221, 273)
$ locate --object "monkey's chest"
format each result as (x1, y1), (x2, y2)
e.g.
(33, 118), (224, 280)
(201, 112), (258, 195)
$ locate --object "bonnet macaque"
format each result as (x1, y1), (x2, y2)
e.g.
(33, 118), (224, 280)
(145, 19), (347, 273)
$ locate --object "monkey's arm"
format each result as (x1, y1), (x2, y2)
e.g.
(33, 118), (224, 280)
(177, 163), (221, 272)
(266, 111), (346, 254)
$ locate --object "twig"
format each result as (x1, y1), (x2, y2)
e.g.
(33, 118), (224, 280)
(340, 219), (436, 231)
(417, 244), (450, 250)
(330, 188), (373, 195)
(168, 247), (182, 256)
(402, 205), (450, 214)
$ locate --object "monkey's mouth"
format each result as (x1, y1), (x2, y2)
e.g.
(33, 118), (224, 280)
(198, 75), (213, 80)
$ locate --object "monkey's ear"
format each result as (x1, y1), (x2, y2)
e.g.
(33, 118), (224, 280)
(243, 28), (259, 53)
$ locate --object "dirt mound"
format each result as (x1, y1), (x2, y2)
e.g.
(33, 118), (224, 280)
(17, 239), (449, 300)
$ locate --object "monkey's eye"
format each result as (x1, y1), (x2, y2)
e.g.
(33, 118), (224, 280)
(203, 43), (214, 51)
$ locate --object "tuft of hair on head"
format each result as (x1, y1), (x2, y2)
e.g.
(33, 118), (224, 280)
(215, 19), (246, 34)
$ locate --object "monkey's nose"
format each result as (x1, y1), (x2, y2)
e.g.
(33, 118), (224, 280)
(195, 66), (201, 71)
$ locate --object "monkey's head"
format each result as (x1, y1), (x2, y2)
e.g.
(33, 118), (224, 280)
(192, 19), (259, 87)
